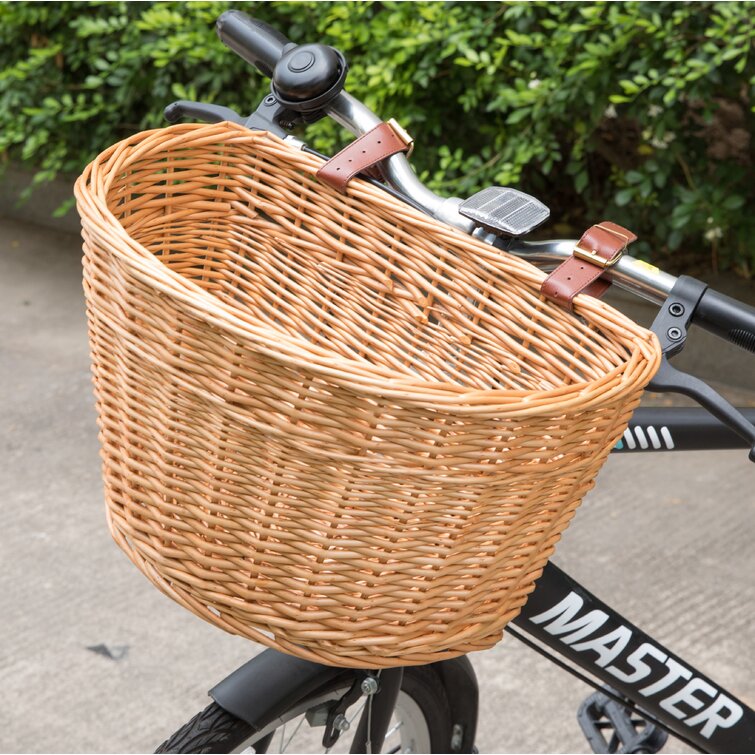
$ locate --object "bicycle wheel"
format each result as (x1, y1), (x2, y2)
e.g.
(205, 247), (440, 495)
(156, 665), (452, 754)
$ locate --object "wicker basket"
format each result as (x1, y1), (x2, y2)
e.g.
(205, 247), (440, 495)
(75, 122), (660, 668)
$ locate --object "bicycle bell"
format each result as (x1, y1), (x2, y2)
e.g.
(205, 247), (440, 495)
(271, 43), (348, 114)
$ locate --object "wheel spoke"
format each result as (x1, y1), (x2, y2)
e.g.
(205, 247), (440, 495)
(384, 719), (403, 740)
(281, 714), (306, 752)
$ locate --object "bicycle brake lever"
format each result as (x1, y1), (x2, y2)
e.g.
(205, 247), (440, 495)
(648, 275), (755, 462)
(164, 98), (293, 140)
(164, 100), (245, 125)
(649, 358), (755, 461)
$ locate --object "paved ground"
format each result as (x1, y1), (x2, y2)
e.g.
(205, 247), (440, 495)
(1, 215), (753, 753)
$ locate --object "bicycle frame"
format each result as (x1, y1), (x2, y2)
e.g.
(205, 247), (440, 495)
(514, 562), (755, 753)
(505, 408), (755, 754)
(620, 408), (755, 453)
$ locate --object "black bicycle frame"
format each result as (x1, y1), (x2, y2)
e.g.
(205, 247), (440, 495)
(513, 562), (755, 753)
(615, 407), (755, 453)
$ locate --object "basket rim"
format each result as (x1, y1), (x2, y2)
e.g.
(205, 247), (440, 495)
(75, 122), (660, 415)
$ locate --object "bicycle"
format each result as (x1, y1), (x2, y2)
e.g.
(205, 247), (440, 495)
(80, 11), (755, 754)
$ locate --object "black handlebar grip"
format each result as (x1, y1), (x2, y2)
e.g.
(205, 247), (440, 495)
(216, 10), (293, 78)
(695, 287), (755, 354)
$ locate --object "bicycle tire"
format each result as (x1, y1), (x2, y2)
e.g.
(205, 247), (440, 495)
(156, 665), (453, 754)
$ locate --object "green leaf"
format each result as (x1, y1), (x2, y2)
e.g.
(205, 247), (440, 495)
(723, 195), (745, 211)
(670, 209), (694, 230)
(53, 196), (76, 217)
(574, 170), (589, 194)
(506, 108), (531, 125)
(663, 88), (677, 106)
(667, 229), (684, 250)
(615, 188), (634, 207)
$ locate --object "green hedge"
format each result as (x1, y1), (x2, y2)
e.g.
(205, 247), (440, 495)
(1, 1), (753, 275)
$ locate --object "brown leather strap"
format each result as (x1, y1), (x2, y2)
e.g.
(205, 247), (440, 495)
(540, 221), (637, 310)
(316, 121), (411, 192)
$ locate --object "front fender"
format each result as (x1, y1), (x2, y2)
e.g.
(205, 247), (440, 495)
(209, 650), (344, 731)
(210, 649), (480, 752)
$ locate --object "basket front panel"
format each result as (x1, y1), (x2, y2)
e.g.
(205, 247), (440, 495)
(84, 232), (633, 657)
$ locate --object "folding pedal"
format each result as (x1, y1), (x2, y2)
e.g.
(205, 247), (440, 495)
(577, 688), (668, 754)
(458, 187), (550, 237)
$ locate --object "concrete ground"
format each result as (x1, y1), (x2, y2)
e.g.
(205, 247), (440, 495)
(1, 214), (753, 754)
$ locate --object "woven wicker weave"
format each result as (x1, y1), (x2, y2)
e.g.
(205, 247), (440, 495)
(75, 122), (661, 668)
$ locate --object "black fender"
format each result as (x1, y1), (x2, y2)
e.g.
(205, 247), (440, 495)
(210, 649), (479, 751)
(209, 650), (343, 731)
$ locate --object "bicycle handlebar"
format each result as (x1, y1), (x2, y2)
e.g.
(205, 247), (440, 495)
(214, 10), (755, 358)
(214, 14), (685, 306)
(696, 288), (755, 354)
(216, 10), (292, 78)
(322, 72), (755, 359)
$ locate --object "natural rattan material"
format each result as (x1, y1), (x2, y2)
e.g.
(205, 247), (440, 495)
(75, 122), (661, 668)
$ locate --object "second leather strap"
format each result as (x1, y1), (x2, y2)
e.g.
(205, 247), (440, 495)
(541, 221), (637, 310)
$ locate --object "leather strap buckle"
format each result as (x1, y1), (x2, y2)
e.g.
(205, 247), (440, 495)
(573, 222), (630, 268)
(573, 244), (623, 269)
(386, 118), (414, 157)
(540, 221), (637, 310)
